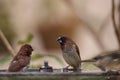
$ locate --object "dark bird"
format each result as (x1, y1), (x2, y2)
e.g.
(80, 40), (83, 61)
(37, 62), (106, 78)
(82, 50), (120, 71)
(8, 44), (33, 72)
(57, 36), (81, 70)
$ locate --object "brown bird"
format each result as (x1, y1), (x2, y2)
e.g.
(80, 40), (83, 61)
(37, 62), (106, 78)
(8, 44), (33, 72)
(57, 36), (81, 70)
(82, 50), (120, 71)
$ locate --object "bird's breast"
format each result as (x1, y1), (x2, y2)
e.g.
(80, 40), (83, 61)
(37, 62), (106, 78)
(62, 48), (81, 68)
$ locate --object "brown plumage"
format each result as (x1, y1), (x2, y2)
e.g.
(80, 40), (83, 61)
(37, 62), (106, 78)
(82, 50), (120, 71)
(8, 44), (33, 72)
(57, 36), (81, 69)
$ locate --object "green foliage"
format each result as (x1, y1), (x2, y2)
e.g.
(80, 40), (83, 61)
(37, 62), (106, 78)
(31, 54), (45, 61)
(80, 76), (105, 80)
(18, 33), (33, 45)
(82, 63), (100, 70)
(32, 54), (64, 66)
(0, 55), (12, 65)
(30, 65), (41, 68)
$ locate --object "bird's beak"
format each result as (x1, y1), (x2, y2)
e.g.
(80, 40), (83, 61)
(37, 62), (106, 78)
(31, 48), (34, 51)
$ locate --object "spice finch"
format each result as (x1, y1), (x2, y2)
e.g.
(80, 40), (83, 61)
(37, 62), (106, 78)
(57, 36), (81, 69)
(82, 50), (120, 71)
(8, 44), (33, 72)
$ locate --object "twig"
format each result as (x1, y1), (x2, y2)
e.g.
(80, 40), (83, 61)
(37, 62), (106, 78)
(99, 13), (110, 33)
(119, 0), (120, 32)
(0, 30), (15, 56)
(82, 22), (105, 50)
(0, 71), (119, 77)
(111, 0), (120, 48)
(64, 0), (105, 50)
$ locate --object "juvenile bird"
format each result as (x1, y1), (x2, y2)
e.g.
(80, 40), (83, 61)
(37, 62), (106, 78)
(82, 50), (120, 71)
(8, 44), (33, 72)
(57, 36), (81, 70)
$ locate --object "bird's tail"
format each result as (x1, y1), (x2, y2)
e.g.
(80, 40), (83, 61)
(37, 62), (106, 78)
(81, 59), (96, 62)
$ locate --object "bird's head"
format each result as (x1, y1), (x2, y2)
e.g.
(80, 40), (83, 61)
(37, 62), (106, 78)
(19, 44), (33, 56)
(57, 36), (72, 45)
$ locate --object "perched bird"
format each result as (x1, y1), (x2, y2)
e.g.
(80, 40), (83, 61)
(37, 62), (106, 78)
(57, 36), (81, 69)
(82, 50), (120, 71)
(8, 44), (33, 72)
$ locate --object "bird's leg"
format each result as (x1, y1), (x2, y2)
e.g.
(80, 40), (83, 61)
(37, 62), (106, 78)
(73, 68), (81, 72)
(65, 65), (70, 69)
(105, 70), (119, 80)
(63, 65), (70, 72)
(22, 65), (29, 72)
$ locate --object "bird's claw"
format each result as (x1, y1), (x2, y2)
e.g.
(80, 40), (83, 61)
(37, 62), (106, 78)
(63, 67), (69, 72)
(63, 67), (81, 72)
(73, 68), (81, 72)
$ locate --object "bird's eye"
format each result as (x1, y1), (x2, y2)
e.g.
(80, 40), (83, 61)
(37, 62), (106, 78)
(57, 37), (62, 43)
(59, 39), (63, 43)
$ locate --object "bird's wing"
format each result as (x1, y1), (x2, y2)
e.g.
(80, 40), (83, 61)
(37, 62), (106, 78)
(8, 60), (23, 71)
(93, 51), (120, 60)
(8, 56), (30, 72)
(74, 44), (80, 58)
(18, 57), (30, 66)
(107, 52), (120, 59)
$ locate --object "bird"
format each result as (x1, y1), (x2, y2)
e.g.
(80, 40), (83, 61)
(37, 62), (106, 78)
(82, 50), (120, 72)
(57, 36), (81, 70)
(8, 44), (33, 72)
